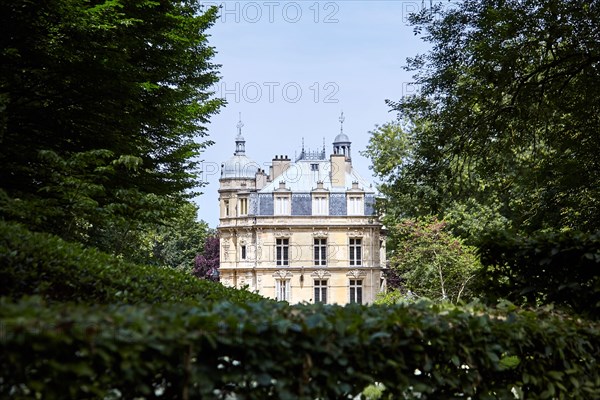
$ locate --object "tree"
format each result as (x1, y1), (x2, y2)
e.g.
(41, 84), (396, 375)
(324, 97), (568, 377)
(364, 0), (600, 314)
(376, 0), (600, 237)
(363, 121), (511, 244)
(193, 236), (220, 281)
(118, 201), (211, 271)
(385, 218), (481, 304)
(0, 0), (223, 250)
(149, 204), (211, 272)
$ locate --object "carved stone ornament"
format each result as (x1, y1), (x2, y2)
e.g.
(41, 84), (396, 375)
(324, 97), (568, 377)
(221, 276), (232, 287)
(347, 230), (364, 237)
(312, 230), (328, 238)
(222, 244), (230, 260)
(311, 269), (331, 279)
(273, 270), (293, 279)
(347, 269), (366, 278)
(274, 231), (291, 238)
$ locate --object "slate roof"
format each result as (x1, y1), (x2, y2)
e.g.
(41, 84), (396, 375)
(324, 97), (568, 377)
(259, 159), (374, 193)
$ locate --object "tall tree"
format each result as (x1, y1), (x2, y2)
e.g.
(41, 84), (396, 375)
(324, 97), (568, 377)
(375, 0), (600, 236)
(0, 0), (223, 250)
(365, 0), (600, 314)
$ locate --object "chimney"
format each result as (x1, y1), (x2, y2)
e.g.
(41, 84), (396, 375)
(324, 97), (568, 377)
(330, 153), (346, 188)
(271, 154), (291, 181)
(255, 169), (268, 190)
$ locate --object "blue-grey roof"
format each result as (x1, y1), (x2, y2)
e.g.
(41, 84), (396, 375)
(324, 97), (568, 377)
(333, 133), (351, 143)
(259, 159), (374, 193)
(221, 154), (260, 179)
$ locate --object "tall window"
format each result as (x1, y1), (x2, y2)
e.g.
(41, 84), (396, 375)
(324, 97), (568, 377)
(312, 196), (328, 216)
(314, 238), (327, 266)
(224, 199), (230, 217)
(275, 196), (290, 215)
(347, 196), (363, 215)
(239, 198), (248, 215)
(349, 279), (363, 304)
(276, 279), (290, 302)
(314, 280), (327, 304)
(276, 238), (289, 266)
(241, 245), (247, 260)
(349, 238), (362, 266)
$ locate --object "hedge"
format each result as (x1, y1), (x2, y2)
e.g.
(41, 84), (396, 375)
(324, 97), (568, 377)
(1, 297), (599, 399)
(0, 221), (262, 304)
(478, 230), (600, 319)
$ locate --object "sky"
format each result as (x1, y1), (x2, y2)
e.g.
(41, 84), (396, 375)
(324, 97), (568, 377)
(195, 0), (434, 227)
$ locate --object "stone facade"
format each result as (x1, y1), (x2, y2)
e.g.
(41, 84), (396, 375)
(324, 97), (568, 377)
(218, 118), (386, 304)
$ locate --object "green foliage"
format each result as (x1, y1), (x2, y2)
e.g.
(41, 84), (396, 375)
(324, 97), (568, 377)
(477, 230), (600, 319)
(375, 289), (414, 306)
(365, 0), (600, 314)
(387, 218), (482, 304)
(363, 122), (511, 245)
(0, 0), (223, 247)
(362, 121), (431, 223)
(1, 298), (598, 399)
(362, 383), (387, 400)
(0, 220), (261, 305)
(371, 0), (600, 236)
(128, 202), (211, 271)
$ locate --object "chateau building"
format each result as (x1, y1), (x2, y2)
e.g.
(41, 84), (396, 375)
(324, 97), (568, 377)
(218, 115), (386, 304)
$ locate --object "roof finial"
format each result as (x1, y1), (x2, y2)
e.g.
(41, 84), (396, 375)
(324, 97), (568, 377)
(234, 112), (246, 155)
(339, 111), (345, 134)
(237, 112), (244, 137)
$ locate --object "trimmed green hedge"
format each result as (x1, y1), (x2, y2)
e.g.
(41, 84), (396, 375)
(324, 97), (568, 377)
(0, 221), (262, 304)
(1, 298), (599, 399)
(478, 230), (600, 319)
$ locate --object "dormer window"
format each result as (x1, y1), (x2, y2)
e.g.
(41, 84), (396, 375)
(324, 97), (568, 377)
(274, 195), (290, 215)
(312, 195), (328, 216)
(310, 163), (319, 171)
(347, 195), (363, 216)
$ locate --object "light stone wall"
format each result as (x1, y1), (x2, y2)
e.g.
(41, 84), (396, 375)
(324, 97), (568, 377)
(219, 215), (385, 304)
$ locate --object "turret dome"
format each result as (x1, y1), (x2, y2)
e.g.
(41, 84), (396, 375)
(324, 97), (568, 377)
(221, 154), (259, 179)
(333, 132), (350, 143)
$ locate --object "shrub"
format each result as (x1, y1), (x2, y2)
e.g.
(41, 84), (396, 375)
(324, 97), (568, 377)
(0, 221), (261, 304)
(1, 298), (598, 399)
(478, 230), (600, 319)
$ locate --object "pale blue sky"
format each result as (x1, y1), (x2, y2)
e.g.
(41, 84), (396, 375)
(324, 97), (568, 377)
(196, 1), (433, 227)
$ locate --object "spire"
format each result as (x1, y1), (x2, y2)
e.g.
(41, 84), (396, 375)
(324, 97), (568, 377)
(300, 137), (305, 159)
(236, 112), (244, 138)
(234, 113), (246, 155)
(333, 112), (351, 159)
